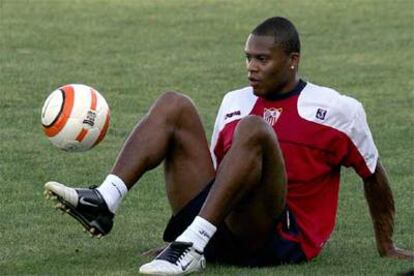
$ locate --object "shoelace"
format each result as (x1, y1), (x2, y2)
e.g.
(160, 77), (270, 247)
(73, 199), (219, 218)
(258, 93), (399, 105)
(157, 242), (192, 264)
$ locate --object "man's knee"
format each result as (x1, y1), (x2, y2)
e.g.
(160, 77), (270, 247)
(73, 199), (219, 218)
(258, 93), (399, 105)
(146, 91), (197, 124)
(235, 115), (277, 144)
(157, 91), (194, 111)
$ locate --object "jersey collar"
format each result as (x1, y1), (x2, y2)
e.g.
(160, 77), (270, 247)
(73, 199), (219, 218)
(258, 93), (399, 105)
(264, 79), (307, 101)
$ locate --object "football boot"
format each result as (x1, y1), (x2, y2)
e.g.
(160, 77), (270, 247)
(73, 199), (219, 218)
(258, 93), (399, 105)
(44, 181), (114, 237)
(139, 241), (205, 275)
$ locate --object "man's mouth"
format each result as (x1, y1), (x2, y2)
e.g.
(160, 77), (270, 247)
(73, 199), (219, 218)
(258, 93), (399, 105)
(248, 77), (260, 88)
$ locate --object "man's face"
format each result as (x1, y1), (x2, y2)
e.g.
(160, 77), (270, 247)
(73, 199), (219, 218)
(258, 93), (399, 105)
(244, 34), (297, 97)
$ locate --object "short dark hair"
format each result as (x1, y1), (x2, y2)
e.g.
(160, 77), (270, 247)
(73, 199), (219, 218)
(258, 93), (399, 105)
(252, 17), (300, 54)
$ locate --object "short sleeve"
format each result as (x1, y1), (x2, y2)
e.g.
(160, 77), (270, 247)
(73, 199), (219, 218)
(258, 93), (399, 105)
(342, 102), (378, 178)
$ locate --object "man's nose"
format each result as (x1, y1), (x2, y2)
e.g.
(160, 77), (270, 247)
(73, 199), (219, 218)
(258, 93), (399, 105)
(246, 59), (259, 72)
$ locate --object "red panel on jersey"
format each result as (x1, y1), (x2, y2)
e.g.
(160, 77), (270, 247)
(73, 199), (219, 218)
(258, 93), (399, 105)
(211, 81), (377, 260)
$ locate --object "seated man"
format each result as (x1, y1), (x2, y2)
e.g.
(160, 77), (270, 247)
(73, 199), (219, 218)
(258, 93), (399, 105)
(44, 16), (413, 275)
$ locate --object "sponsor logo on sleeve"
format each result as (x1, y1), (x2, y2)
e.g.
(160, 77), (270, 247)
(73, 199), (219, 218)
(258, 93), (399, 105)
(316, 108), (327, 120)
(225, 110), (241, 120)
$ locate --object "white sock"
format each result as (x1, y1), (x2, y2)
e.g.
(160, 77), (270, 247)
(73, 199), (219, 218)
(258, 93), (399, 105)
(176, 216), (217, 252)
(96, 174), (128, 213)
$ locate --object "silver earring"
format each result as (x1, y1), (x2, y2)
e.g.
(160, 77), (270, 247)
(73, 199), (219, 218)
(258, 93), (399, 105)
(290, 65), (295, 70)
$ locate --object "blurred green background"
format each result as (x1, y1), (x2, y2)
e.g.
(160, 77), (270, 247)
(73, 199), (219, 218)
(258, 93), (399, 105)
(0, 0), (412, 275)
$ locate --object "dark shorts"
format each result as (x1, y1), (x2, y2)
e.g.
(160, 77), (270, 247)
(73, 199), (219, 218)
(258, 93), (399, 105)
(163, 181), (306, 267)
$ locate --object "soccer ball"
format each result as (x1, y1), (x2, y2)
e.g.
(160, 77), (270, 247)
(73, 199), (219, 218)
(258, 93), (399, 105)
(41, 84), (110, 152)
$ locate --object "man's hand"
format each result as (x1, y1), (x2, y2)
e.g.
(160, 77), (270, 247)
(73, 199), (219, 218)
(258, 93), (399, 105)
(363, 161), (413, 261)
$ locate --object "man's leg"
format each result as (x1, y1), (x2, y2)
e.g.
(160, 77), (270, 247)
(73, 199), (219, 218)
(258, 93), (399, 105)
(140, 116), (287, 274)
(45, 91), (215, 235)
(109, 91), (215, 213)
(201, 115), (286, 251)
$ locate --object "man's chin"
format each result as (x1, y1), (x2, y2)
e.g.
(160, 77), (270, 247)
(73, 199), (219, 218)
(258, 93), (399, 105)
(252, 87), (267, 97)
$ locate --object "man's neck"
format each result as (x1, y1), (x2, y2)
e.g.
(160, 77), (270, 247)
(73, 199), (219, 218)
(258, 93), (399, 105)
(264, 76), (301, 100)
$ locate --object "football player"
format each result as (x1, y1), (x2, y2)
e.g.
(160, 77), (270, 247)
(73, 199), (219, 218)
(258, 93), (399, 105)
(45, 16), (413, 275)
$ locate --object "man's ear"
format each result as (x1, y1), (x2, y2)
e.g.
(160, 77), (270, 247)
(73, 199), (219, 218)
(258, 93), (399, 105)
(289, 52), (300, 68)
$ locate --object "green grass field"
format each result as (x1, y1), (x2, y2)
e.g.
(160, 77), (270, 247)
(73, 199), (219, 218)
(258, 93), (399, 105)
(0, 0), (413, 275)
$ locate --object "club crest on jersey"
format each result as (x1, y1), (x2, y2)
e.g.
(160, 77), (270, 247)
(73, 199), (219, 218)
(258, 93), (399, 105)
(263, 108), (282, 126)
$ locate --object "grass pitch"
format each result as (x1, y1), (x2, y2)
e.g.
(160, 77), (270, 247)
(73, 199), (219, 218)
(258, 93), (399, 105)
(0, 0), (413, 275)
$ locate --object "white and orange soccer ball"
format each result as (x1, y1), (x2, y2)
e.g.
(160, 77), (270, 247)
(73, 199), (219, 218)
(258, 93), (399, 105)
(41, 84), (110, 152)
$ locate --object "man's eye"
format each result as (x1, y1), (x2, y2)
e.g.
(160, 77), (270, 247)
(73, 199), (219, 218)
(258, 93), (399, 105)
(258, 56), (267, 63)
(245, 55), (252, 62)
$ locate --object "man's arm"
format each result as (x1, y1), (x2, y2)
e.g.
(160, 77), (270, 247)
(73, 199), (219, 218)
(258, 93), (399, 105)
(363, 160), (414, 260)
